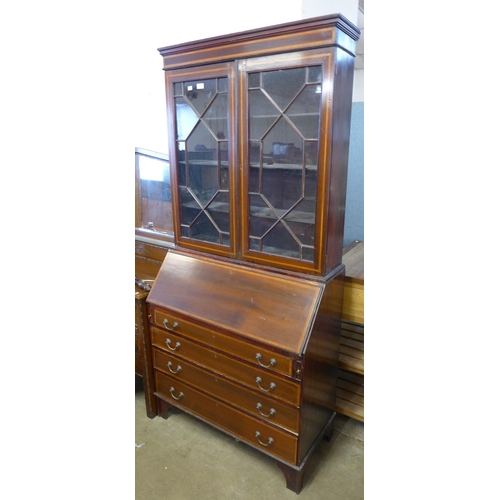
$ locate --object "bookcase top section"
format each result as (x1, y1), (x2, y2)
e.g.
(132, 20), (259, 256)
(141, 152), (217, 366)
(158, 13), (360, 70)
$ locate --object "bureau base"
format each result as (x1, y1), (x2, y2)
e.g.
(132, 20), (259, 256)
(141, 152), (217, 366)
(156, 396), (336, 494)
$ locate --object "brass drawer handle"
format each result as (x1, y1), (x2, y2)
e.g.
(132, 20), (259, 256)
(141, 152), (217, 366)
(167, 361), (182, 374)
(255, 353), (276, 368)
(169, 387), (184, 400)
(166, 338), (181, 351)
(256, 403), (276, 418)
(255, 431), (274, 447)
(163, 319), (179, 331)
(256, 377), (276, 392)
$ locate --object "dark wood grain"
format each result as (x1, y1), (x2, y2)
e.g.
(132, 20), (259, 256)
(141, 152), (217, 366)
(158, 14), (359, 70)
(154, 348), (300, 433)
(151, 308), (295, 376)
(155, 370), (299, 464)
(148, 250), (322, 355)
(150, 325), (301, 406)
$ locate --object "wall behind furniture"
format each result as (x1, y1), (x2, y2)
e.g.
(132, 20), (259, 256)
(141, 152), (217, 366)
(344, 102), (364, 246)
(132, 0), (301, 154)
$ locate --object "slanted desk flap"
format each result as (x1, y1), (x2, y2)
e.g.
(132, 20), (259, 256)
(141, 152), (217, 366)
(147, 251), (323, 355)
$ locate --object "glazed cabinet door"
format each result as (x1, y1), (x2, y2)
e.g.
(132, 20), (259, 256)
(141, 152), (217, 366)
(239, 50), (334, 275)
(165, 63), (238, 258)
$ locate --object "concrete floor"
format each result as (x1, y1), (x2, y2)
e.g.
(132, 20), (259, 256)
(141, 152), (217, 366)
(135, 380), (364, 499)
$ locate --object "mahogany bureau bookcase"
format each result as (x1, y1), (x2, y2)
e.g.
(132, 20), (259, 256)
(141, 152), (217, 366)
(143, 14), (361, 494)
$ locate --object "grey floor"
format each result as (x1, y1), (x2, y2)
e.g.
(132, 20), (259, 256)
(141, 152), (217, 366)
(135, 379), (364, 499)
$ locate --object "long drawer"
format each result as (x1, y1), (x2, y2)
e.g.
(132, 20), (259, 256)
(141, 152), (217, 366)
(151, 326), (301, 406)
(155, 370), (298, 464)
(151, 308), (294, 377)
(153, 348), (300, 433)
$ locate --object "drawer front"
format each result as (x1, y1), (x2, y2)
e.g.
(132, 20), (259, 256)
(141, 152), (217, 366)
(151, 326), (300, 406)
(152, 308), (294, 377)
(156, 370), (298, 464)
(154, 348), (300, 433)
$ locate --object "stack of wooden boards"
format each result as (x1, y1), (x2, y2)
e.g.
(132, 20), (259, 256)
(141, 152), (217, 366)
(336, 240), (364, 422)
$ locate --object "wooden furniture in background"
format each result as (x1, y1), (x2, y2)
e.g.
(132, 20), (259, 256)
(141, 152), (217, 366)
(335, 240), (364, 422)
(341, 240), (364, 324)
(135, 147), (175, 244)
(135, 241), (170, 417)
(144, 14), (360, 494)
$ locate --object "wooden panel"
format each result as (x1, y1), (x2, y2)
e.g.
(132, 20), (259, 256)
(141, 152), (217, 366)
(336, 320), (364, 422)
(135, 258), (163, 283)
(335, 369), (364, 422)
(151, 326), (301, 406)
(158, 14), (359, 71)
(152, 308), (294, 377)
(135, 241), (169, 263)
(147, 250), (322, 355)
(154, 348), (300, 433)
(342, 241), (364, 281)
(135, 241), (168, 283)
(140, 198), (173, 234)
(342, 241), (364, 324)
(155, 370), (299, 464)
(342, 281), (364, 324)
(135, 298), (144, 377)
(339, 322), (364, 375)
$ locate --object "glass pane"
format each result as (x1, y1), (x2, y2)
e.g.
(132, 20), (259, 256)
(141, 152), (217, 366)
(207, 191), (230, 233)
(285, 85), (322, 139)
(262, 223), (300, 258)
(184, 79), (217, 115)
(246, 65), (322, 262)
(180, 186), (201, 225)
(262, 68), (306, 111)
(220, 146), (229, 189)
(248, 73), (260, 88)
(302, 247), (314, 261)
(173, 82), (183, 95)
(185, 122), (218, 205)
(174, 75), (230, 247)
(177, 142), (187, 187)
(204, 93), (228, 139)
(218, 77), (228, 92)
(307, 66), (322, 83)
(284, 197), (316, 244)
(137, 152), (173, 234)
(249, 194), (277, 237)
(176, 99), (198, 140)
(249, 89), (279, 141)
(249, 160), (260, 193)
(262, 164), (303, 212)
(304, 142), (318, 169)
(191, 211), (220, 243)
